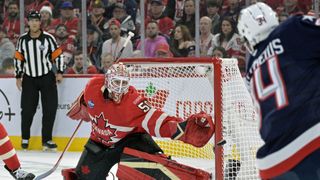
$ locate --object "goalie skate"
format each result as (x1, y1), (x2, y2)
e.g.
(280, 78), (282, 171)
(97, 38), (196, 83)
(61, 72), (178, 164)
(5, 165), (35, 180)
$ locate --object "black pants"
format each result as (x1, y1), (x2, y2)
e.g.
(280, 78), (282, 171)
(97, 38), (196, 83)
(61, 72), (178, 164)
(21, 71), (58, 143)
(75, 133), (163, 180)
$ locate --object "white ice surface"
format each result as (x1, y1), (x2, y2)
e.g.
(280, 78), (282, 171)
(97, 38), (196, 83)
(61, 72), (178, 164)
(0, 150), (118, 180)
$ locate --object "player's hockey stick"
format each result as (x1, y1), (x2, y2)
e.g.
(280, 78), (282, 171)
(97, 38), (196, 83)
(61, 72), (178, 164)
(120, 15), (132, 32)
(115, 31), (135, 62)
(34, 120), (84, 180)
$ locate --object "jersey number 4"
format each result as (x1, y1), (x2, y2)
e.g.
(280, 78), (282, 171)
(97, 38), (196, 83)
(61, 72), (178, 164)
(252, 56), (289, 117)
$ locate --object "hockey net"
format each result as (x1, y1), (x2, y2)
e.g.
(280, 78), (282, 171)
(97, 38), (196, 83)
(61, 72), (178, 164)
(120, 58), (263, 180)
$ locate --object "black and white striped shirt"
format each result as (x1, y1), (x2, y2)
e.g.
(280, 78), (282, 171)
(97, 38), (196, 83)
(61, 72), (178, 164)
(14, 31), (64, 78)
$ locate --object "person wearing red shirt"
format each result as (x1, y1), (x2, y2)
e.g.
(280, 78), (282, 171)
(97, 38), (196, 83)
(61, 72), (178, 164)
(51, 1), (79, 39)
(25, 0), (53, 14)
(2, 1), (27, 44)
(65, 51), (98, 74)
(145, 0), (174, 37)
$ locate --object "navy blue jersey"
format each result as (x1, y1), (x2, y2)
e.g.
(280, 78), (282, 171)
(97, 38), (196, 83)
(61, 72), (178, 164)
(245, 15), (320, 179)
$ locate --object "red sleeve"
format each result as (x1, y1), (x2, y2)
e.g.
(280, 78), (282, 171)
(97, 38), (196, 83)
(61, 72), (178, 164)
(66, 18), (80, 36)
(129, 87), (183, 138)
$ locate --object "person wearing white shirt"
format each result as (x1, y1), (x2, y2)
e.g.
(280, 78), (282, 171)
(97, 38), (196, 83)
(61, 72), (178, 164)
(101, 19), (133, 60)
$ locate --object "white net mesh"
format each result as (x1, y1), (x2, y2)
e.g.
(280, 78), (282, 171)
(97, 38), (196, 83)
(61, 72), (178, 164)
(122, 58), (263, 180)
(220, 59), (263, 180)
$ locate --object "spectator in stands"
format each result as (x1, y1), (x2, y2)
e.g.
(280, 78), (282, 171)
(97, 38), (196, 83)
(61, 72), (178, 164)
(211, 46), (228, 58)
(221, 0), (242, 23)
(0, 0), (12, 24)
(51, 1), (79, 39)
(145, 0), (174, 37)
(26, 0), (54, 14)
(54, 24), (76, 68)
(0, 28), (15, 67)
(155, 43), (173, 58)
(271, 0), (310, 16)
(40, 6), (54, 33)
(112, 3), (136, 37)
(176, 0), (196, 37)
(87, 24), (103, 67)
(0, 1), (6, 24)
(99, 53), (115, 73)
(200, 16), (214, 57)
(137, 21), (169, 57)
(2, 1), (27, 44)
(66, 51), (98, 74)
(297, 0), (312, 14)
(101, 19), (133, 60)
(199, 0), (209, 17)
(206, 1), (221, 34)
(264, 0), (284, 10)
(284, 0), (304, 15)
(208, 17), (246, 73)
(0, 57), (15, 75)
(165, 0), (186, 22)
(105, 0), (137, 24)
(88, 0), (109, 41)
(170, 25), (194, 57)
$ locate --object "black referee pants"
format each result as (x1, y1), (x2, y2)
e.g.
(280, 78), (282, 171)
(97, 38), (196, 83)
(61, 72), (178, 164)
(21, 71), (58, 143)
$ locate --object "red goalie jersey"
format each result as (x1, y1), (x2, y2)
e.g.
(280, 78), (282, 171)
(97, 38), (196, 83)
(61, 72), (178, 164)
(83, 76), (183, 147)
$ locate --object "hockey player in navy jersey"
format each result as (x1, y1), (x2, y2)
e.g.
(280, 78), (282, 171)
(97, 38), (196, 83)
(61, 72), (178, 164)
(237, 2), (320, 180)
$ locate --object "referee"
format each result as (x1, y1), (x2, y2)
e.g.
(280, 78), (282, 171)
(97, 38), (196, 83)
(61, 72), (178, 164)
(14, 11), (64, 151)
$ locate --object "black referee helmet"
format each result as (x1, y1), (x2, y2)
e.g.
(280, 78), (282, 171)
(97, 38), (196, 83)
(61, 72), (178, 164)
(27, 10), (41, 20)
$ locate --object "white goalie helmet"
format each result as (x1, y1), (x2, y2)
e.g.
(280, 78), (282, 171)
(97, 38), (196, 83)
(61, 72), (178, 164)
(105, 63), (130, 103)
(237, 2), (279, 53)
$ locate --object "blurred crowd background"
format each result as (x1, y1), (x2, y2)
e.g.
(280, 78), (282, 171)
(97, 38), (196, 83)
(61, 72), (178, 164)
(0, 0), (318, 75)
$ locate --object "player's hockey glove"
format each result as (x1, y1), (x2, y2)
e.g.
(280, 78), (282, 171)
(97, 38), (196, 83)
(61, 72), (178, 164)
(67, 91), (91, 122)
(171, 111), (215, 147)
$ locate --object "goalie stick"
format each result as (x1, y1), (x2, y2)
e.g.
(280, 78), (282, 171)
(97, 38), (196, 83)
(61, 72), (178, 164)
(34, 120), (83, 180)
(115, 31), (135, 62)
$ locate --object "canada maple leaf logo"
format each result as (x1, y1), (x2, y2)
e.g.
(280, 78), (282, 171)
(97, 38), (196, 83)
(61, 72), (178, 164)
(92, 113), (117, 143)
(103, 125), (117, 142)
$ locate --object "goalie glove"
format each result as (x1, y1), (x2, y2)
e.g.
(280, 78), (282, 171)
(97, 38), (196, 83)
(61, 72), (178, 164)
(67, 91), (91, 122)
(171, 111), (215, 148)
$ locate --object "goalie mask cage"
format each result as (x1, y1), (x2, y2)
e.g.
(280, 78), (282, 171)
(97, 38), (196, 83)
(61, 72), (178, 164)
(120, 58), (263, 180)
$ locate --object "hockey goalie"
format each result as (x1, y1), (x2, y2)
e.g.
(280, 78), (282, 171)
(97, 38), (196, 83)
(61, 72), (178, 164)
(62, 63), (215, 180)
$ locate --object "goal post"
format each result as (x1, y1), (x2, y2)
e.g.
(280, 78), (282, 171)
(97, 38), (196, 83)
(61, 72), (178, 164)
(119, 57), (263, 180)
